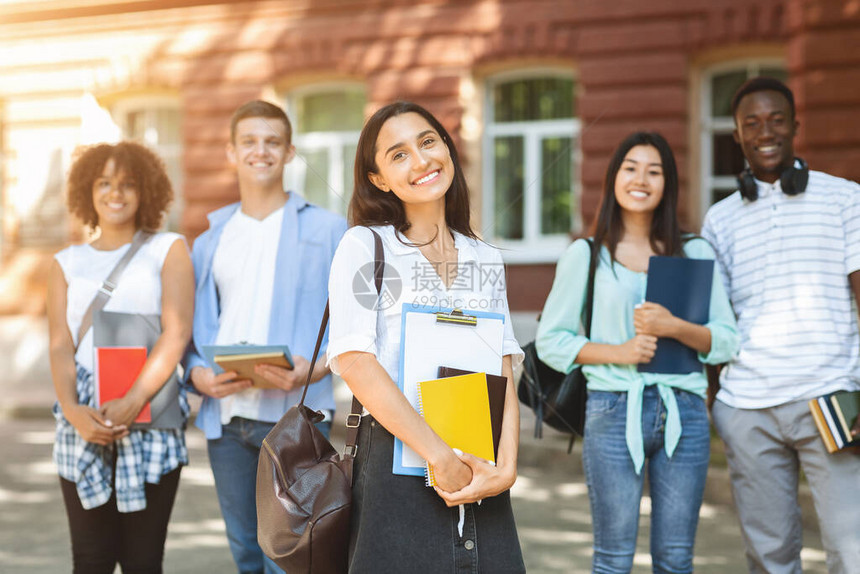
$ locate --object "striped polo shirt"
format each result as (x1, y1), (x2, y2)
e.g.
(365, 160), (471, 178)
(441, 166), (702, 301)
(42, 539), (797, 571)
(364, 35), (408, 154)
(702, 170), (860, 408)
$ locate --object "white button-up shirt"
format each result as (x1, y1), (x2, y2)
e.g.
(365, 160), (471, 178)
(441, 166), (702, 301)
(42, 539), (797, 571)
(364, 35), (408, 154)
(326, 225), (523, 388)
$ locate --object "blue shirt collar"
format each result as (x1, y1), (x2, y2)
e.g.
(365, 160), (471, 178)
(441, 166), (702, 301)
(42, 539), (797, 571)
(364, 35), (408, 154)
(206, 191), (308, 226)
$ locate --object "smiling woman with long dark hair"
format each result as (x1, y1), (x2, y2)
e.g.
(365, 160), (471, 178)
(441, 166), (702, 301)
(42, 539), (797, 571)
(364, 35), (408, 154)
(326, 101), (525, 573)
(536, 132), (739, 573)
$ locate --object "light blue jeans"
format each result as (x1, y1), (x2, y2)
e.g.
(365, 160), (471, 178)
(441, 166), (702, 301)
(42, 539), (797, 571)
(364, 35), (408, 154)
(208, 416), (331, 574)
(583, 387), (710, 574)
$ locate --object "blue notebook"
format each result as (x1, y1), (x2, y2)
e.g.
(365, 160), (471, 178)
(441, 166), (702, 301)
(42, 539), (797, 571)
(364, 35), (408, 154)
(638, 256), (714, 375)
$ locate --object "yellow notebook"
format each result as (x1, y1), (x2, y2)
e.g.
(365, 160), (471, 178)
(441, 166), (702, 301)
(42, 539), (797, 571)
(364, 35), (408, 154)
(417, 372), (495, 487)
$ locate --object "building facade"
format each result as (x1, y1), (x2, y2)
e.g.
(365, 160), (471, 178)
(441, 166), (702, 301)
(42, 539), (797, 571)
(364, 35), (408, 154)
(1, 0), (858, 312)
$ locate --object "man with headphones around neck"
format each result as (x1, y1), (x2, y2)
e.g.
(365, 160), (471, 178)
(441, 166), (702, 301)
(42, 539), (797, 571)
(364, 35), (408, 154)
(703, 77), (860, 574)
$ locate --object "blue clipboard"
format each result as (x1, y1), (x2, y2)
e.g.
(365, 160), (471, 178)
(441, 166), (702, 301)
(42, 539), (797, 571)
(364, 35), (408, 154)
(393, 304), (506, 477)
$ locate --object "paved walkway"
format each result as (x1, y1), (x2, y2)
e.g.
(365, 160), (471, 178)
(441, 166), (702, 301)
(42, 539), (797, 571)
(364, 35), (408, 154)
(0, 408), (829, 573)
(0, 315), (829, 572)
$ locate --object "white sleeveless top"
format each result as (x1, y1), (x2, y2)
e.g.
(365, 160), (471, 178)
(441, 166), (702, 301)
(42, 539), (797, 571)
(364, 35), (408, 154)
(54, 232), (185, 372)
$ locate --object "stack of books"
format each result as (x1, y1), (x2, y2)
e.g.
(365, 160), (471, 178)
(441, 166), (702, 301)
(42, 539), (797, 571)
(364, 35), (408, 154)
(417, 368), (507, 487)
(808, 390), (860, 453)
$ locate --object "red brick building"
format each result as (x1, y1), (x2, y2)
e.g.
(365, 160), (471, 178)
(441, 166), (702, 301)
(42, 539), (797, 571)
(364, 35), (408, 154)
(1, 0), (858, 312)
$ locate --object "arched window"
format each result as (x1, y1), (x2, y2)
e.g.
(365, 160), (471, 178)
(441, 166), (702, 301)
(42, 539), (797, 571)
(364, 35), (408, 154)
(483, 72), (579, 259)
(283, 85), (366, 216)
(700, 61), (787, 216)
(112, 96), (183, 231)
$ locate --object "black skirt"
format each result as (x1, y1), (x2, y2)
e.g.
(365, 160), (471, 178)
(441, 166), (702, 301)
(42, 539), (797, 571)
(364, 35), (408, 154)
(348, 417), (525, 574)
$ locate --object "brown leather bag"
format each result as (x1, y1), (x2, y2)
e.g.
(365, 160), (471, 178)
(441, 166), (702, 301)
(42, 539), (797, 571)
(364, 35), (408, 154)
(256, 229), (383, 573)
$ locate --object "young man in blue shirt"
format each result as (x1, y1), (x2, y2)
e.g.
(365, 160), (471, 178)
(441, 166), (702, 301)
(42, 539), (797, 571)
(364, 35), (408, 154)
(184, 100), (347, 574)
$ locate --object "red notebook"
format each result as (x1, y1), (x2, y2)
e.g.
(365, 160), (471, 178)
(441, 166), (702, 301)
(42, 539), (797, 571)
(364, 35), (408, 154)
(96, 347), (151, 423)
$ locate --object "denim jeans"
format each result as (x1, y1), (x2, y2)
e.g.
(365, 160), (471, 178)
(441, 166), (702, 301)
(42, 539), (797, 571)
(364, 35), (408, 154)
(583, 387), (710, 574)
(208, 416), (331, 574)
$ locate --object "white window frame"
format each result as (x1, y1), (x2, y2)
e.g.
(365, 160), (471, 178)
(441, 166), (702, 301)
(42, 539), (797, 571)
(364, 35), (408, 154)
(699, 59), (786, 220)
(483, 70), (580, 264)
(284, 83), (365, 216)
(111, 95), (183, 231)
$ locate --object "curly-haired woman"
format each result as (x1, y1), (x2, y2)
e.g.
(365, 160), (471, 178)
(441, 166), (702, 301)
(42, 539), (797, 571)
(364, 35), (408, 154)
(47, 141), (194, 573)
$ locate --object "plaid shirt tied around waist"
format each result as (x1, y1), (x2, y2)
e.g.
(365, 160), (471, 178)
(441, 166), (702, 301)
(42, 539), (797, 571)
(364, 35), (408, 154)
(53, 365), (189, 512)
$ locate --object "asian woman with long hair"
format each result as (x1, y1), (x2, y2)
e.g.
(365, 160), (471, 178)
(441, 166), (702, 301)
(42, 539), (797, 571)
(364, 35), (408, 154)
(536, 132), (739, 573)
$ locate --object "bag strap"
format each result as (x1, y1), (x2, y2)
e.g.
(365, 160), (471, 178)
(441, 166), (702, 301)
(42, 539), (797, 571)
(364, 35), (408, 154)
(299, 228), (384, 457)
(523, 238), (600, 441)
(558, 238), (599, 451)
(581, 238), (599, 338)
(76, 230), (154, 350)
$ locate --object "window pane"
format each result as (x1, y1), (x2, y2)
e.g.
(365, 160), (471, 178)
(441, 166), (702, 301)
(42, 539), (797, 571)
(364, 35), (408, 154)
(712, 133), (745, 176)
(299, 148), (330, 208)
(493, 77), (575, 122)
(761, 68), (788, 82)
(297, 91), (365, 132)
(126, 110), (145, 140)
(121, 107), (183, 231)
(711, 187), (736, 205)
(156, 109), (181, 145)
(125, 108), (180, 146)
(540, 136), (573, 235)
(711, 71), (748, 117)
(494, 136), (524, 240)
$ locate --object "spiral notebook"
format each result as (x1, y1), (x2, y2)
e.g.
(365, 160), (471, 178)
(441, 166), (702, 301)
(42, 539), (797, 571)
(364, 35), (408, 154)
(417, 372), (495, 487)
(437, 366), (507, 460)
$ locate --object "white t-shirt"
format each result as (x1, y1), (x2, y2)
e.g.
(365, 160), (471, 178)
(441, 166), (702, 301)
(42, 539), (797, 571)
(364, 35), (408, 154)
(54, 232), (185, 372)
(212, 206), (282, 424)
(326, 225), (523, 389)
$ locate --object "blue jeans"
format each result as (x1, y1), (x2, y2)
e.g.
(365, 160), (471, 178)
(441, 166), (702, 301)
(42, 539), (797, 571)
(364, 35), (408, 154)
(583, 387), (710, 574)
(208, 416), (332, 574)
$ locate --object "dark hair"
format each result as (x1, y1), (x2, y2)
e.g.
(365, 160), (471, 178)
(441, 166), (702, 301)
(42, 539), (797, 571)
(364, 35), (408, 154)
(66, 141), (173, 231)
(230, 100), (292, 144)
(731, 76), (796, 122)
(349, 101), (477, 239)
(591, 131), (683, 261)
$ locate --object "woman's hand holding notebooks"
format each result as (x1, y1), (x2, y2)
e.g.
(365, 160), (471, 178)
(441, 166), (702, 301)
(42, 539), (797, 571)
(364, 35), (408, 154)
(96, 347), (151, 424)
(437, 366), (507, 459)
(417, 372), (496, 487)
(638, 256), (714, 374)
